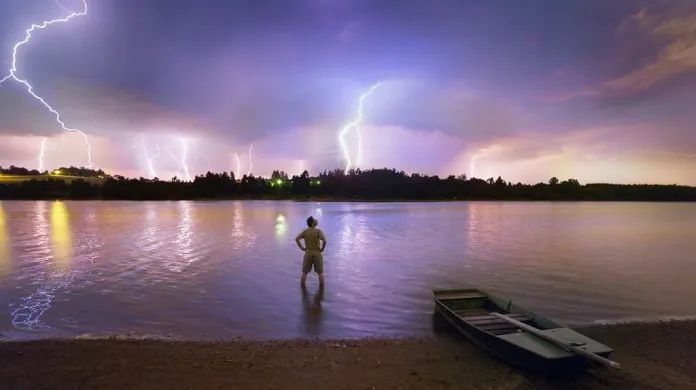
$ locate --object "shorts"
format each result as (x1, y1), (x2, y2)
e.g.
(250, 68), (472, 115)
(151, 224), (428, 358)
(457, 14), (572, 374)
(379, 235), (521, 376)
(302, 251), (324, 274)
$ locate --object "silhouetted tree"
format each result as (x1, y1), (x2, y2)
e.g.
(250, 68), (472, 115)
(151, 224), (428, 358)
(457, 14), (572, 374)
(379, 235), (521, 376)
(0, 165), (693, 201)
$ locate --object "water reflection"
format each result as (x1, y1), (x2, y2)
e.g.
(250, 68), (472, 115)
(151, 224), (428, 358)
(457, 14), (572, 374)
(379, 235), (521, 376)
(0, 202), (11, 277)
(1, 201), (696, 339)
(145, 203), (158, 239)
(143, 203), (160, 249)
(11, 202), (66, 330)
(275, 213), (287, 244)
(467, 202), (479, 248)
(35, 202), (48, 243)
(168, 201), (193, 272)
(301, 284), (324, 336)
(50, 201), (72, 271)
(336, 213), (368, 274)
(132, 202), (161, 269)
(230, 202), (255, 252)
(232, 203), (242, 226)
(231, 203), (244, 244)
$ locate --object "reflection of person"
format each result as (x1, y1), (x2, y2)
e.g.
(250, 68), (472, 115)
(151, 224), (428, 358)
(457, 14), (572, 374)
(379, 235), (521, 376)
(295, 216), (327, 285)
(301, 284), (325, 336)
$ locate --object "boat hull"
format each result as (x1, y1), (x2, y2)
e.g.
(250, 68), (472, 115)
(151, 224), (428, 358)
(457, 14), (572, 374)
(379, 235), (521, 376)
(433, 288), (613, 376)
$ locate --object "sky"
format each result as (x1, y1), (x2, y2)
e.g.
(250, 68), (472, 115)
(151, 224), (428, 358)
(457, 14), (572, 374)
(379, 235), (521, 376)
(0, 0), (695, 185)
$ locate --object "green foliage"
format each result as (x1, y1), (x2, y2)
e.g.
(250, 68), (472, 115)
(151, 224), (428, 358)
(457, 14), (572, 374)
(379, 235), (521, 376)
(0, 167), (694, 201)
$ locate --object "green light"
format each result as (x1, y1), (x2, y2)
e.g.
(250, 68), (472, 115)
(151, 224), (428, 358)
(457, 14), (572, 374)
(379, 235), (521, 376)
(276, 179), (282, 185)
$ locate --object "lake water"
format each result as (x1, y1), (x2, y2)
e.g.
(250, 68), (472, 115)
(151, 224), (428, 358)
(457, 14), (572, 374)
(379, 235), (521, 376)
(0, 200), (694, 340)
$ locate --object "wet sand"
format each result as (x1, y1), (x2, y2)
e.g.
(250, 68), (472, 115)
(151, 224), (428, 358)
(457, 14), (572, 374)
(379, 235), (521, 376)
(1, 321), (695, 390)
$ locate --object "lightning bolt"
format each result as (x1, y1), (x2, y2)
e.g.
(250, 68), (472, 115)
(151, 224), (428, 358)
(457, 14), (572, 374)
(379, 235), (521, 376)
(38, 137), (47, 172)
(134, 134), (161, 179)
(167, 139), (191, 181)
(297, 159), (305, 175)
(197, 151), (213, 173)
(469, 155), (480, 178)
(0, 0), (93, 168)
(235, 153), (241, 178)
(338, 82), (380, 174)
(247, 144), (253, 176)
(320, 148), (344, 168)
(147, 146), (161, 179)
(54, 0), (72, 13)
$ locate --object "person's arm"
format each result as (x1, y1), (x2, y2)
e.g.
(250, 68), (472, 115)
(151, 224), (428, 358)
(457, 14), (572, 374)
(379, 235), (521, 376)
(319, 230), (327, 252)
(295, 231), (306, 251)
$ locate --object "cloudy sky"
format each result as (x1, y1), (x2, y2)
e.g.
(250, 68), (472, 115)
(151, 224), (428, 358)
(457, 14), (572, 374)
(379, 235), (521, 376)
(0, 0), (695, 184)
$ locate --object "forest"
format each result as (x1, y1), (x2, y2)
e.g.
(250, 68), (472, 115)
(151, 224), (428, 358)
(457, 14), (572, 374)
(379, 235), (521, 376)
(0, 165), (694, 201)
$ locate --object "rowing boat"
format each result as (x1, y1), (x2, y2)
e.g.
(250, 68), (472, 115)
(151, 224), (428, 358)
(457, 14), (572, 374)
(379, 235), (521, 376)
(433, 288), (618, 376)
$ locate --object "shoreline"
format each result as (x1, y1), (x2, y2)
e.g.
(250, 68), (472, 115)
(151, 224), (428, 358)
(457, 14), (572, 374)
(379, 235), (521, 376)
(3, 198), (694, 204)
(2, 321), (695, 389)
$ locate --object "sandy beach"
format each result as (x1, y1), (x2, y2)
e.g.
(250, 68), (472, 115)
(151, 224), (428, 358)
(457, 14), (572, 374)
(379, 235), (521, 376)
(1, 321), (695, 390)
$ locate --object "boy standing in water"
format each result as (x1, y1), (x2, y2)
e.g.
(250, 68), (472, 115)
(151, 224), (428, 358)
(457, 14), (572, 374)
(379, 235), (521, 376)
(295, 216), (327, 285)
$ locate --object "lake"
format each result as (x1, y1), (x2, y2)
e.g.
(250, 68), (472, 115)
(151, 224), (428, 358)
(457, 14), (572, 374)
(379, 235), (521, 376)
(0, 200), (694, 340)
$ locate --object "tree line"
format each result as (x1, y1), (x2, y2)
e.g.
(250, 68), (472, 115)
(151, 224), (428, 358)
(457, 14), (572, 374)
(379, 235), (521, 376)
(0, 165), (106, 177)
(0, 165), (694, 201)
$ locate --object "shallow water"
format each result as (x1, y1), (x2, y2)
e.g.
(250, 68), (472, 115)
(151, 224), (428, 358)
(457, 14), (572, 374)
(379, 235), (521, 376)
(0, 200), (694, 340)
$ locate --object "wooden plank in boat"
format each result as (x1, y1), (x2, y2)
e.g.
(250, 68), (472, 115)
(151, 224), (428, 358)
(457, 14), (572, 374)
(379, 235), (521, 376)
(464, 313), (530, 323)
(454, 309), (489, 317)
(488, 327), (523, 336)
(478, 322), (524, 332)
(468, 317), (532, 326)
(437, 292), (486, 300)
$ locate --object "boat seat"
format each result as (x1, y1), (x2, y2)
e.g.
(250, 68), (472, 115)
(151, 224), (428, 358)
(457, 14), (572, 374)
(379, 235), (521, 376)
(438, 292), (486, 300)
(478, 323), (524, 332)
(488, 328), (523, 336)
(454, 309), (489, 316)
(478, 322), (521, 330)
(486, 326), (523, 336)
(463, 313), (533, 326)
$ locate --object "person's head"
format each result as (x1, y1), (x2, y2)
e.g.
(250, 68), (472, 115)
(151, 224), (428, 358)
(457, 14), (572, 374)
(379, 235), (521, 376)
(306, 216), (318, 227)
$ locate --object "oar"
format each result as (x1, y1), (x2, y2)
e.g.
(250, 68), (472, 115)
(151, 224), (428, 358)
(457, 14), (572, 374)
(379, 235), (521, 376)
(490, 312), (620, 370)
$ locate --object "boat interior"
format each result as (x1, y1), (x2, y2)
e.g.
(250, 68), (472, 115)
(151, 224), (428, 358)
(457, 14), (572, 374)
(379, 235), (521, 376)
(437, 290), (539, 336)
